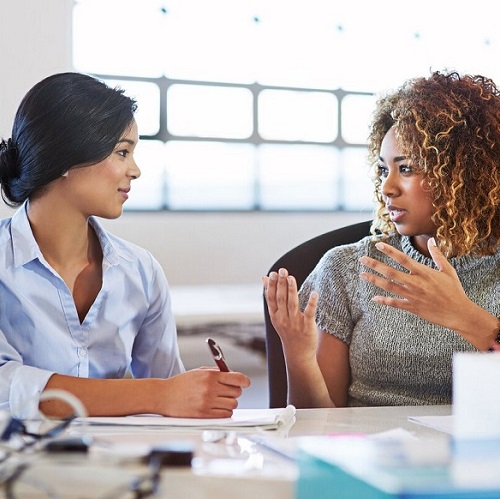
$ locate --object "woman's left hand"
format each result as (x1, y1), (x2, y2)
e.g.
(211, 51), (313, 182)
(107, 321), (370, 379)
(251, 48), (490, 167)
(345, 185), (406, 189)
(358, 237), (496, 346)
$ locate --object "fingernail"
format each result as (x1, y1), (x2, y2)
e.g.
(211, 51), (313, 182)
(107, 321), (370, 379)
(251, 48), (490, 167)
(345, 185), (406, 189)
(279, 268), (287, 277)
(429, 237), (437, 247)
(270, 272), (278, 281)
(375, 242), (385, 250)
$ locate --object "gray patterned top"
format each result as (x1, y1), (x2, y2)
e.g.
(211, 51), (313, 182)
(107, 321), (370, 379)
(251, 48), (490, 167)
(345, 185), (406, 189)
(298, 234), (500, 406)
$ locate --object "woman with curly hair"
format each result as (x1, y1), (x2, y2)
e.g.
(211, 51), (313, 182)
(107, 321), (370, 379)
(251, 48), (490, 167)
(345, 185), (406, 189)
(264, 70), (500, 408)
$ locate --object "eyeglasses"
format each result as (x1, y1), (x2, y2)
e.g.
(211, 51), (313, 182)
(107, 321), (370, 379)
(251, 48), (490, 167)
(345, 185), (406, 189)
(2, 454), (162, 499)
(2, 416), (75, 447)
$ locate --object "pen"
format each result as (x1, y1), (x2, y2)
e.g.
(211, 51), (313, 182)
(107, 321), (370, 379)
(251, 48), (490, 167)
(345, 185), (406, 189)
(206, 338), (230, 372)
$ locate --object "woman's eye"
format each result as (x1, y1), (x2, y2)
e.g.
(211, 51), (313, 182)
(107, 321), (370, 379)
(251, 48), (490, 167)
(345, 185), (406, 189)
(117, 149), (129, 158)
(377, 165), (388, 178)
(400, 165), (412, 174)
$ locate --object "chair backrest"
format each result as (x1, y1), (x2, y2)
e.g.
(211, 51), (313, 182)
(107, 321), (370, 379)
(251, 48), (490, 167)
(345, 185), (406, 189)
(264, 220), (372, 408)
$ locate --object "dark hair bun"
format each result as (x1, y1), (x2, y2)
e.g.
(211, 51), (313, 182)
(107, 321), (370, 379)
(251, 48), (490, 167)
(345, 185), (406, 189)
(0, 138), (20, 183)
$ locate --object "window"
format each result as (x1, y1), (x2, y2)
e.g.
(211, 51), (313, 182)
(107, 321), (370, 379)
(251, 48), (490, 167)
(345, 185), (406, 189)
(73, 0), (500, 211)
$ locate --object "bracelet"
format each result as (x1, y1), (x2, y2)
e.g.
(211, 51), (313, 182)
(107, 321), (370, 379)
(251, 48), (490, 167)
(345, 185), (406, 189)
(488, 330), (500, 352)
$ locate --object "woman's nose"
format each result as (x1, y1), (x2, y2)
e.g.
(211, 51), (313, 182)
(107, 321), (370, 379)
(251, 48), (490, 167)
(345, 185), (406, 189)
(129, 160), (141, 180)
(381, 171), (400, 198)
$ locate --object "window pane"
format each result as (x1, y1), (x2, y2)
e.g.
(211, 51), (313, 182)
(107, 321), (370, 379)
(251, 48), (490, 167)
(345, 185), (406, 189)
(102, 79), (161, 136)
(259, 90), (337, 142)
(340, 147), (373, 211)
(165, 141), (256, 209)
(341, 94), (377, 145)
(258, 145), (339, 209)
(168, 85), (253, 139)
(125, 141), (166, 210)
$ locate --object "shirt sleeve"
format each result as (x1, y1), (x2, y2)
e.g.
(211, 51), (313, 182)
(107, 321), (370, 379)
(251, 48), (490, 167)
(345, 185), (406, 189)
(298, 239), (368, 344)
(130, 253), (185, 378)
(0, 327), (54, 419)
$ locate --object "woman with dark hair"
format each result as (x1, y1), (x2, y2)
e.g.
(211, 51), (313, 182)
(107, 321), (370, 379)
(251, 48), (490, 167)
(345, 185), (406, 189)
(0, 72), (250, 419)
(264, 70), (500, 408)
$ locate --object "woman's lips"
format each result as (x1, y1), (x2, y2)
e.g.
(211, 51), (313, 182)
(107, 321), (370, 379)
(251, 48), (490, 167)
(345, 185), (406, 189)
(387, 205), (406, 223)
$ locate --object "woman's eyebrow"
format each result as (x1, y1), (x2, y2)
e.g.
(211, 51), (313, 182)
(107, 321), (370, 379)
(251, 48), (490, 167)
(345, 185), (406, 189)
(117, 138), (136, 146)
(378, 155), (407, 162)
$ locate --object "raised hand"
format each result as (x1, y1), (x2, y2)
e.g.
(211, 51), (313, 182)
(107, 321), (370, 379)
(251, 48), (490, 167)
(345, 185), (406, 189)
(263, 268), (319, 363)
(359, 238), (498, 349)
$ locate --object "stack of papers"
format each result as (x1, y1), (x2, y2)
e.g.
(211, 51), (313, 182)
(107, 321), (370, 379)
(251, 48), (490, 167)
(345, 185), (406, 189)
(73, 405), (296, 433)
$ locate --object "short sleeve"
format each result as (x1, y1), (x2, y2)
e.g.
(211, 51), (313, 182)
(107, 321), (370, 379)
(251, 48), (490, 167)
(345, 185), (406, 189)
(298, 237), (371, 344)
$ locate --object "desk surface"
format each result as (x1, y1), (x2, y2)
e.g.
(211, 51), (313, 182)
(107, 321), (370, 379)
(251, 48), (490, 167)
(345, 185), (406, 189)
(6, 405), (453, 499)
(290, 404), (452, 437)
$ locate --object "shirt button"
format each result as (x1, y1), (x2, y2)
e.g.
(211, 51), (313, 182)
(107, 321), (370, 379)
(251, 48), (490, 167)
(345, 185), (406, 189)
(78, 348), (87, 357)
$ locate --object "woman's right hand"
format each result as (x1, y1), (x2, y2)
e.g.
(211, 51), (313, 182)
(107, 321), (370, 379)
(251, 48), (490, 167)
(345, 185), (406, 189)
(263, 269), (343, 408)
(263, 268), (319, 363)
(157, 368), (251, 419)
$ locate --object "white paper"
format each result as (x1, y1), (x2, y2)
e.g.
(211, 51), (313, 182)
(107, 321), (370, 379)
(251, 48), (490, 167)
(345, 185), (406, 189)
(408, 415), (455, 434)
(297, 427), (450, 468)
(453, 352), (500, 439)
(73, 405), (296, 431)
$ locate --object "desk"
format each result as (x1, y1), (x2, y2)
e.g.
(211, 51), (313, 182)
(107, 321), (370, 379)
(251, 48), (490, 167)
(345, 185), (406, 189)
(5, 405), (452, 498)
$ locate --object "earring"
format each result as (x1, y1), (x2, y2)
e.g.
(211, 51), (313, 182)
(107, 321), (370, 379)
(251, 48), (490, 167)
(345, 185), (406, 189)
(61, 171), (69, 178)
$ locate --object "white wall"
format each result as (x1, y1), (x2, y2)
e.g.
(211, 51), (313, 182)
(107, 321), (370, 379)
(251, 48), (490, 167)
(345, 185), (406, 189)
(0, 0), (74, 135)
(0, 0), (370, 286)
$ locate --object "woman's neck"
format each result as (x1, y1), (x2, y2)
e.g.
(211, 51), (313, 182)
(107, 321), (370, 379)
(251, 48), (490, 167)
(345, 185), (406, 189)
(27, 197), (96, 270)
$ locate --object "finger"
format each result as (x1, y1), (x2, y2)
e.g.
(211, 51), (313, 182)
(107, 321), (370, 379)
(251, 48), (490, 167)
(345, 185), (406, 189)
(360, 271), (408, 298)
(303, 290), (319, 321)
(262, 275), (269, 291)
(275, 268), (289, 311)
(219, 372), (252, 388)
(214, 394), (242, 411)
(360, 256), (407, 285)
(427, 237), (453, 273)
(374, 241), (419, 274)
(214, 384), (243, 398)
(206, 409), (233, 419)
(265, 272), (279, 312)
(286, 275), (300, 315)
(372, 295), (412, 311)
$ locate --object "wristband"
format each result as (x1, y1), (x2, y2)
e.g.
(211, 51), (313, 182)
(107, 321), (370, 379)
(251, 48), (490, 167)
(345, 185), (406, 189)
(488, 330), (500, 352)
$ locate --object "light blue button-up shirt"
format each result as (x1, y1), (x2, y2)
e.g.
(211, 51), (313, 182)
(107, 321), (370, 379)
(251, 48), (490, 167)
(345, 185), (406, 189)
(0, 203), (185, 418)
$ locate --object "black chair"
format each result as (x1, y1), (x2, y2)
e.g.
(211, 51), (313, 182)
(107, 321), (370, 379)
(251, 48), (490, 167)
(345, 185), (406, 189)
(264, 220), (372, 408)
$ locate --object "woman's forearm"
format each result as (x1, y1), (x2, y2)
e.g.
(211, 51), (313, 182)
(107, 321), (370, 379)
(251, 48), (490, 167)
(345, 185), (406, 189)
(283, 355), (336, 408)
(41, 369), (251, 418)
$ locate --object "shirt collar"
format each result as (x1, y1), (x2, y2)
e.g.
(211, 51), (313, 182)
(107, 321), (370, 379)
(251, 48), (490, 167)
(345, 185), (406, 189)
(11, 201), (130, 268)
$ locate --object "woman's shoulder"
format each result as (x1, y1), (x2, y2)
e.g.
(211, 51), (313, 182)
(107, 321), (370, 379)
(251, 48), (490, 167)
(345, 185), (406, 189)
(90, 218), (160, 269)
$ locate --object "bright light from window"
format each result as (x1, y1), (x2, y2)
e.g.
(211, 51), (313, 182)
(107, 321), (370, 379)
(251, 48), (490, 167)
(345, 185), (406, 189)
(73, 0), (500, 211)
(259, 90), (337, 142)
(258, 144), (339, 209)
(165, 141), (256, 210)
(168, 85), (253, 139)
(102, 79), (161, 136)
(341, 94), (377, 145)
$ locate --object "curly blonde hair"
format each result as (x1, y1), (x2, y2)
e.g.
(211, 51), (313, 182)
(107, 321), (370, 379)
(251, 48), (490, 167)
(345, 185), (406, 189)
(369, 70), (500, 257)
